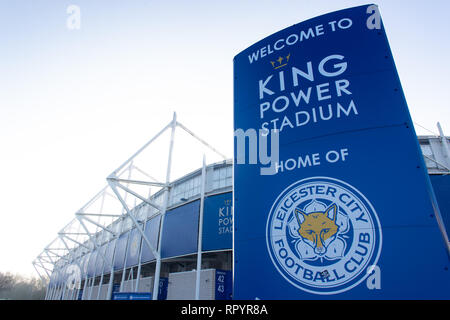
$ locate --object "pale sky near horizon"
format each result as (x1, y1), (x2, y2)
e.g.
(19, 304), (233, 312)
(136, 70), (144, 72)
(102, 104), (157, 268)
(0, 0), (449, 277)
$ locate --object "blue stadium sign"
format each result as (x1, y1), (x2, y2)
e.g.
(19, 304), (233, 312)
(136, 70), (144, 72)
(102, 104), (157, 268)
(112, 292), (152, 300)
(202, 192), (233, 251)
(233, 4), (449, 299)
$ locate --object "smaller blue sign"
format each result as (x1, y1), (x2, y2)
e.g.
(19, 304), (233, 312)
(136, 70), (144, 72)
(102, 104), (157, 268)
(129, 292), (152, 300)
(202, 193), (233, 251)
(112, 292), (152, 300)
(215, 270), (232, 300)
(158, 277), (168, 300)
(111, 292), (130, 300)
(112, 283), (120, 293)
(77, 289), (83, 301)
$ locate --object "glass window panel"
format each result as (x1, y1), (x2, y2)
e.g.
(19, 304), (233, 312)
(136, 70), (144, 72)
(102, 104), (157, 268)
(227, 166), (232, 178)
(421, 144), (437, 168)
(220, 167), (226, 180)
(421, 144), (433, 157)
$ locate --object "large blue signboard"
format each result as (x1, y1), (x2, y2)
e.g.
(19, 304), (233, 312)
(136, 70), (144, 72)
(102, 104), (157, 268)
(202, 192), (233, 251)
(233, 4), (449, 299)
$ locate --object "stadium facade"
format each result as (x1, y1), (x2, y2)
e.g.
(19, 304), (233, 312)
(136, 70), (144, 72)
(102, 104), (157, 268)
(33, 116), (450, 300)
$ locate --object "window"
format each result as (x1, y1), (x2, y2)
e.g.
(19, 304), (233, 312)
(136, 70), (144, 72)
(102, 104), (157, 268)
(212, 165), (232, 190)
(421, 143), (437, 169)
(170, 174), (202, 205)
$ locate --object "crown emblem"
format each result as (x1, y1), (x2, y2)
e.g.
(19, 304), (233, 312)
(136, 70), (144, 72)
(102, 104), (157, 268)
(270, 53), (291, 69)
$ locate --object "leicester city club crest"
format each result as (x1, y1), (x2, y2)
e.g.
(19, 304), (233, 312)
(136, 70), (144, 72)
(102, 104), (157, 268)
(266, 177), (382, 295)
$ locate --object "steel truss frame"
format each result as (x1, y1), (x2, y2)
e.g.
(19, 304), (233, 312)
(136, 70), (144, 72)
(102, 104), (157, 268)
(34, 113), (227, 300)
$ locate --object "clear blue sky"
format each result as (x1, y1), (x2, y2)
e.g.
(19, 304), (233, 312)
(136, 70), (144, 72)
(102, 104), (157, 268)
(0, 0), (449, 277)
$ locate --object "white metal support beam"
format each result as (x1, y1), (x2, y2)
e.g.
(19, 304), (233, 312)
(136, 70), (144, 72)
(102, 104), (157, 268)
(151, 112), (177, 300)
(43, 250), (58, 265)
(32, 262), (46, 281)
(110, 121), (172, 177)
(34, 112), (232, 300)
(423, 154), (450, 173)
(112, 178), (166, 188)
(59, 234), (91, 251)
(45, 248), (64, 257)
(107, 181), (160, 261)
(76, 214), (117, 236)
(78, 213), (122, 218)
(110, 177), (164, 212)
(37, 252), (53, 265)
(77, 216), (113, 270)
(176, 121), (228, 160)
(35, 259), (52, 277)
(131, 165), (161, 183)
(44, 243), (69, 261)
(195, 156), (207, 300)
(40, 256), (56, 265)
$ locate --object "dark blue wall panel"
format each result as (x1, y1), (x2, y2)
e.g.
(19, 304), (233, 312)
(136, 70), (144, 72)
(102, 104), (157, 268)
(87, 250), (97, 277)
(161, 200), (200, 258)
(125, 228), (142, 268)
(141, 215), (161, 263)
(95, 244), (107, 276)
(113, 232), (129, 270)
(103, 239), (116, 274)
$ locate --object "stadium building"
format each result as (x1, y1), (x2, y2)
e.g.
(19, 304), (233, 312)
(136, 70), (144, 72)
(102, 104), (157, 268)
(33, 115), (450, 300)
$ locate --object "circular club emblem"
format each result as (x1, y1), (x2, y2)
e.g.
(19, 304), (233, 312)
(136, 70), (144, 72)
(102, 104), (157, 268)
(266, 177), (382, 295)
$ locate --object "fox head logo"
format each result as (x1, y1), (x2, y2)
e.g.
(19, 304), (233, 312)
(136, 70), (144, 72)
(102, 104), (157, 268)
(266, 177), (381, 294)
(294, 203), (339, 255)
